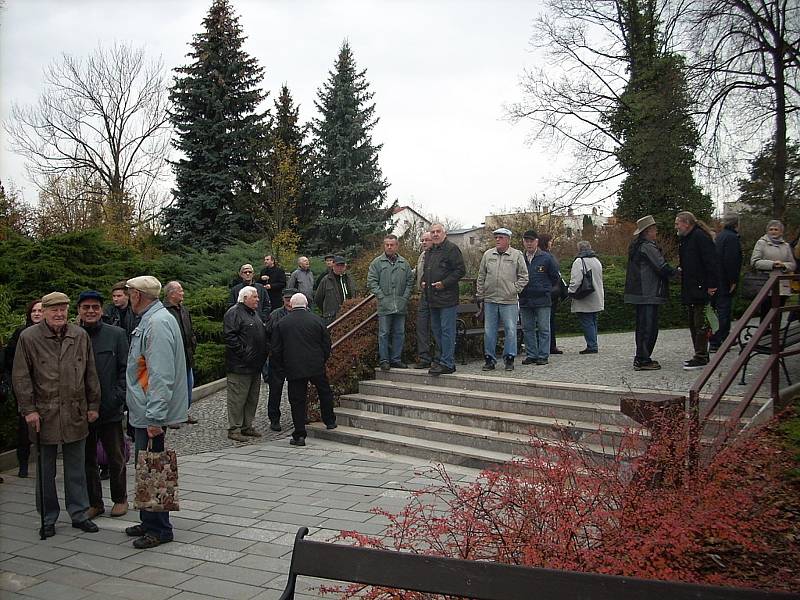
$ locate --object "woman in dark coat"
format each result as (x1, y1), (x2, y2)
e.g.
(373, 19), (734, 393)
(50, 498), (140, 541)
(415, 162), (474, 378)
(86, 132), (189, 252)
(3, 299), (43, 477)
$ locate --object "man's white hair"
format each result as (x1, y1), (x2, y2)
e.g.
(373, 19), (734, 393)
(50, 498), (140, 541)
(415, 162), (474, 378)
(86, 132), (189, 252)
(298, 256), (308, 265)
(163, 281), (182, 297)
(238, 286), (258, 303)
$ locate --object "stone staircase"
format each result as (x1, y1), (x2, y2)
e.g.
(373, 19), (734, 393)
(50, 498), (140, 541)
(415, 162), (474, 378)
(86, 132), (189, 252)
(307, 369), (769, 470)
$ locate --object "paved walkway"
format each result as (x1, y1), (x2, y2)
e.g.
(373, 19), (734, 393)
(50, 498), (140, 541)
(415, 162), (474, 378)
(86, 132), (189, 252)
(1, 327), (796, 599)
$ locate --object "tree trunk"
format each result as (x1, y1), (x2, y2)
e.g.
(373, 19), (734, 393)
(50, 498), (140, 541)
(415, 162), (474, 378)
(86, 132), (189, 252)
(771, 37), (787, 221)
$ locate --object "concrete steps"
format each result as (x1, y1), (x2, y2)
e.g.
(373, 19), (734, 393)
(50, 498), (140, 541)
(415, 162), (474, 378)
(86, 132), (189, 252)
(308, 369), (759, 470)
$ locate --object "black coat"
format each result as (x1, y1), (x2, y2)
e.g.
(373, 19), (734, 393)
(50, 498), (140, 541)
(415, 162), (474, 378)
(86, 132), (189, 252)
(259, 266), (287, 310)
(271, 308), (331, 381)
(678, 225), (720, 304)
(421, 238), (466, 308)
(715, 226), (743, 295)
(102, 303), (138, 342)
(163, 300), (197, 368)
(229, 282), (271, 323)
(223, 303), (269, 374)
(82, 321), (128, 423)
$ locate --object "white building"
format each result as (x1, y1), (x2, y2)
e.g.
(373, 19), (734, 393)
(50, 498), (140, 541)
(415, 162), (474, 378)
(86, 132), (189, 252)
(389, 206), (431, 240)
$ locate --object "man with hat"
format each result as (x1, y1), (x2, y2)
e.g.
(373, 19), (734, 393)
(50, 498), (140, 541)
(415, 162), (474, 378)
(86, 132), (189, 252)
(12, 291), (102, 538)
(476, 228), (528, 371)
(263, 287), (298, 431)
(519, 230), (561, 365)
(124, 276), (187, 549)
(314, 254), (336, 291)
(624, 216), (678, 370)
(271, 293), (337, 446)
(77, 290), (130, 519)
(315, 255), (357, 325)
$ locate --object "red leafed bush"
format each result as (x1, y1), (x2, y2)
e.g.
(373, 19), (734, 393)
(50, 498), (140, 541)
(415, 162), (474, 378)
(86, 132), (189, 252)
(324, 420), (799, 598)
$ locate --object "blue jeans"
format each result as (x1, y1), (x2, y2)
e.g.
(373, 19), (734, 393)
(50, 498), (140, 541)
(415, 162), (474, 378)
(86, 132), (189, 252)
(483, 302), (519, 361)
(430, 305), (457, 369)
(133, 428), (173, 541)
(520, 305), (551, 360)
(378, 313), (406, 364)
(577, 312), (599, 351)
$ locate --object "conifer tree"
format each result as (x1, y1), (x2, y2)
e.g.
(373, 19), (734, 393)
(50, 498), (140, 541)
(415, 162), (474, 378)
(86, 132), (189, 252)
(309, 41), (393, 256)
(164, 0), (269, 250)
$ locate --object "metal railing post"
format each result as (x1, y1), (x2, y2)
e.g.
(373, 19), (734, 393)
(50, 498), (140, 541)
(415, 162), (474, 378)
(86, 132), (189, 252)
(771, 278), (781, 401)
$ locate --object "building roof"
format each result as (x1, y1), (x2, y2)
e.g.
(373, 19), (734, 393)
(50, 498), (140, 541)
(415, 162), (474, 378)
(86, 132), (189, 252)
(448, 226), (484, 235)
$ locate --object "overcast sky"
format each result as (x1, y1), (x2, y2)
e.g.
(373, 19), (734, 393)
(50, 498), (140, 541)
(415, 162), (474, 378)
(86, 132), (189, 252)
(0, 0), (584, 228)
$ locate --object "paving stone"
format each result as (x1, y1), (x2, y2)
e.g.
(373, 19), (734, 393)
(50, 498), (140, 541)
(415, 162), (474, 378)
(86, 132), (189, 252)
(230, 529), (282, 543)
(124, 566), (193, 587)
(238, 542), (292, 558)
(125, 552), (204, 573)
(52, 538), (140, 560)
(201, 514), (259, 527)
(14, 580), (91, 600)
(57, 553), (140, 577)
(203, 504), (265, 519)
(37, 565), (107, 589)
(188, 522), (243, 536)
(192, 534), (256, 552)
(257, 510), (324, 527)
(168, 592), (221, 600)
(0, 556), (58, 576)
(0, 571), (41, 592)
(176, 575), (263, 600)
(13, 545), (77, 563)
(229, 553), (290, 575)
(0, 539), (33, 553)
(159, 543), (244, 564)
(87, 577), (178, 600)
(186, 561), (273, 586)
(318, 508), (374, 522)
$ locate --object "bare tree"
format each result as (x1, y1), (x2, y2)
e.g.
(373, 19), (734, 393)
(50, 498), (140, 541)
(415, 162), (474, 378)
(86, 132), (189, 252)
(686, 0), (800, 220)
(5, 43), (170, 236)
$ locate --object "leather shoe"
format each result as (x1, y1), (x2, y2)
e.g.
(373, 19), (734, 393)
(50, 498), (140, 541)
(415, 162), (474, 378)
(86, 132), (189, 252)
(290, 438), (306, 447)
(240, 427), (262, 437)
(72, 519), (99, 533)
(39, 524), (55, 538)
(133, 533), (172, 549)
(379, 361), (390, 371)
(325, 422), (338, 430)
(521, 357), (536, 365)
(269, 421), (281, 432)
(579, 348), (598, 354)
(550, 348), (564, 355)
(390, 362), (408, 369)
(413, 362), (431, 369)
(227, 430), (250, 442)
(86, 506), (105, 519)
(110, 502), (128, 517)
(428, 363), (455, 376)
(125, 524), (147, 537)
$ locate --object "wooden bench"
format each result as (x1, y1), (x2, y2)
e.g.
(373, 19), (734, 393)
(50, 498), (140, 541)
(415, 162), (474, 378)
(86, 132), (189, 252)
(737, 313), (800, 385)
(455, 302), (523, 365)
(278, 527), (796, 600)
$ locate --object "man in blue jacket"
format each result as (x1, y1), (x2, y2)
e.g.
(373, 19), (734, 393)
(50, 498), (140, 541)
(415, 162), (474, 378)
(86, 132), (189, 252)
(519, 230), (561, 365)
(124, 276), (187, 549)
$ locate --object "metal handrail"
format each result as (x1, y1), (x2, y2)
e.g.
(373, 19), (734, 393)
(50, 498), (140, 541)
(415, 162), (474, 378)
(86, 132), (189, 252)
(689, 272), (799, 455)
(327, 293), (376, 331)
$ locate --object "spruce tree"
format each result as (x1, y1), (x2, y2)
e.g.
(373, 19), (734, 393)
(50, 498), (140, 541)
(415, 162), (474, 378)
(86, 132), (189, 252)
(164, 0), (269, 250)
(309, 41), (393, 256)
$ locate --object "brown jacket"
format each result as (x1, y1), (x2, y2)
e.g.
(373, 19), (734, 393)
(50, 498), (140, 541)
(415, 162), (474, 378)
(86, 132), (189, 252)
(12, 322), (101, 445)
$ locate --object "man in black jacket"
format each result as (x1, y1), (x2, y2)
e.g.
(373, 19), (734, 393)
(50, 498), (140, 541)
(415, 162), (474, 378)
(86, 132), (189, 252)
(102, 281), (138, 342)
(709, 215), (743, 352)
(229, 264), (271, 323)
(259, 255), (287, 311)
(421, 223), (466, 375)
(223, 286), (268, 442)
(164, 281), (198, 425)
(77, 291), (130, 519)
(271, 293), (337, 446)
(675, 211), (720, 370)
(263, 288), (296, 431)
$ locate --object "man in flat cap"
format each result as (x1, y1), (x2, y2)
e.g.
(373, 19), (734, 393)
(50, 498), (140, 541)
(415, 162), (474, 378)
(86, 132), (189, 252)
(315, 255), (357, 325)
(12, 291), (102, 538)
(476, 228), (528, 371)
(124, 276), (187, 549)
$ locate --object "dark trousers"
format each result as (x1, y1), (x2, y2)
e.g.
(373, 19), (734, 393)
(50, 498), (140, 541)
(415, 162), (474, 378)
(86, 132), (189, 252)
(37, 439), (90, 526)
(85, 421), (127, 508)
(416, 297), (433, 363)
(133, 428), (173, 541)
(687, 303), (709, 361)
(16, 414), (30, 469)
(287, 375), (336, 440)
(710, 293), (733, 347)
(267, 360), (284, 422)
(549, 298), (560, 351)
(634, 304), (659, 365)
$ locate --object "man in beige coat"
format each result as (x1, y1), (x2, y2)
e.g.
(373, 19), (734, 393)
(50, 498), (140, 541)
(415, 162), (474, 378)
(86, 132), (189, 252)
(13, 291), (102, 538)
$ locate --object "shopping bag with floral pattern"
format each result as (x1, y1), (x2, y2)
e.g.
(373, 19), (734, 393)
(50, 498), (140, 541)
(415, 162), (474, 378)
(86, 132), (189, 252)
(134, 439), (179, 512)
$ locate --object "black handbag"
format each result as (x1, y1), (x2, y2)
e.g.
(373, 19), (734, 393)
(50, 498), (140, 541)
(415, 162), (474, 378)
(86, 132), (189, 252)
(552, 276), (568, 302)
(740, 270), (770, 300)
(572, 258), (595, 299)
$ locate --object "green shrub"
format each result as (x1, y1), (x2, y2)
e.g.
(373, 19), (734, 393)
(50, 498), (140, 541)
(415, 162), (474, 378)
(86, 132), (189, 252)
(193, 342), (226, 386)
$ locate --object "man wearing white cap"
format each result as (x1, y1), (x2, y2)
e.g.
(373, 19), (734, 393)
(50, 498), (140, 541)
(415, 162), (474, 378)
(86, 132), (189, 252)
(476, 228), (528, 371)
(271, 293), (337, 446)
(124, 276), (187, 549)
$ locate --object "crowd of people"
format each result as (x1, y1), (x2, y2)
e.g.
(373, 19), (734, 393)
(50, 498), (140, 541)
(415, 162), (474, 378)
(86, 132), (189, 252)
(0, 212), (796, 545)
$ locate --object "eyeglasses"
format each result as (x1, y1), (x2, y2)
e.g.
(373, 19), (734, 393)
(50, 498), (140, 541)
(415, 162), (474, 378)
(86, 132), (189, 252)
(79, 304), (102, 311)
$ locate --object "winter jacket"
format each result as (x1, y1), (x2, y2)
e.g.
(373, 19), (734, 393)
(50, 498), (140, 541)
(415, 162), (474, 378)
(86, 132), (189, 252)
(126, 301), (188, 429)
(315, 272), (357, 320)
(751, 234), (796, 296)
(624, 239), (676, 305)
(81, 321), (128, 423)
(229, 281), (271, 323)
(102, 303), (138, 342)
(271, 308), (331, 380)
(223, 302), (269, 374)
(476, 246), (528, 305)
(367, 253), (415, 316)
(259, 265), (287, 311)
(12, 321), (101, 445)
(288, 268), (315, 302)
(519, 250), (559, 308)
(568, 252), (605, 313)
(716, 226), (743, 295)
(163, 298), (197, 369)
(678, 225), (719, 304)
(421, 238), (466, 309)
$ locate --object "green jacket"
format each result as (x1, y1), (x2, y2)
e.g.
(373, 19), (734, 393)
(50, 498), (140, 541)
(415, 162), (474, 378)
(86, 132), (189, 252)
(367, 253), (415, 316)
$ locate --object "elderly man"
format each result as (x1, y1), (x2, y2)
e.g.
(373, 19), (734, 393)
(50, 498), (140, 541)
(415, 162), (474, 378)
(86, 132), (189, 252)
(230, 264), (271, 322)
(477, 228), (528, 371)
(415, 231), (435, 368)
(224, 286), (268, 442)
(288, 256), (315, 303)
(421, 223), (466, 375)
(259, 254), (287, 311)
(124, 276), (187, 549)
(272, 293), (337, 446)
(103, 280), (138, 341)
(164, 281), (198, 425)
(368, 235), (415, 370)
(315, 255), (357, 325)
(264, 287), (296, 431)
(12, 291), (101, 538)
(710, 214), (743, 352)
(519, 230), (561, 365)
(77, 291), (130, 520)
